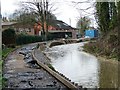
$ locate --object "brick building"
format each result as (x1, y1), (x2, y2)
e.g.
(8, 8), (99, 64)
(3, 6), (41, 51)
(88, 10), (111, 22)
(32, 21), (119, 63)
(2, 22), (35, 35)
(34, 20), (78, 39)
(2, 20), (78, 39)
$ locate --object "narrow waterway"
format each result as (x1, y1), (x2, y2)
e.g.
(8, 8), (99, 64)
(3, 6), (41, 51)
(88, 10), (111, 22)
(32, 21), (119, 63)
(45, 42), (118, 88)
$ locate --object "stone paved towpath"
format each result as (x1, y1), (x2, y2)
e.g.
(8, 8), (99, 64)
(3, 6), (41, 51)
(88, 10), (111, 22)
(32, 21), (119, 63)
(3, 44), (68, 90)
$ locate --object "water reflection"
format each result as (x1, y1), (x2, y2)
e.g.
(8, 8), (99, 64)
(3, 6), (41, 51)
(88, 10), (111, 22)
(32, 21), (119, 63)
(46, 43), (99, 88)
(45, 42), (118, 88)
(99, 60), (118, 88)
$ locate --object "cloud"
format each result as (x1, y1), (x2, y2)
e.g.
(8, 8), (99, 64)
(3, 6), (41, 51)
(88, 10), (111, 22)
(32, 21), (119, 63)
(1, 0), (96, 27)
(1, 0), (18, 16)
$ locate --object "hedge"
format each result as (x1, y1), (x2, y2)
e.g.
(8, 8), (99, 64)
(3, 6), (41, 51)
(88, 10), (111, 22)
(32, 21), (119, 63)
(16, 34), (43, 45)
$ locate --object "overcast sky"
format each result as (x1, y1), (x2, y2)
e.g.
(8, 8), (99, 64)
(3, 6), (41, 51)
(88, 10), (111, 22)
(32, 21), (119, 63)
(1, 0), (96, 28)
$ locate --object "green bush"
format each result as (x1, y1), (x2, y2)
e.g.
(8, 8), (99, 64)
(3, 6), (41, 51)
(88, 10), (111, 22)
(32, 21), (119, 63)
(2, 28), (16, 45)
(16, 34), (43, 45)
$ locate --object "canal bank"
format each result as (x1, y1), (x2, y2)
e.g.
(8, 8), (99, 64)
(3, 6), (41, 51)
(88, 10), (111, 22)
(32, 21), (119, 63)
(83, 44), (118, 64)
(32, 50), (79, 89)
(33, 43), (82, 89)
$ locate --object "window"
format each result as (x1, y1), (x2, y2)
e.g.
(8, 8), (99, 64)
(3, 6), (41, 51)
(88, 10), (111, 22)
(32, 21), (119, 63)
(29, 28), (31, 32)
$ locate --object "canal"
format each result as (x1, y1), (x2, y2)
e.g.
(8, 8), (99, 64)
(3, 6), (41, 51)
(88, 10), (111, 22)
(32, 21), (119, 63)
(45, 42), (118, 88)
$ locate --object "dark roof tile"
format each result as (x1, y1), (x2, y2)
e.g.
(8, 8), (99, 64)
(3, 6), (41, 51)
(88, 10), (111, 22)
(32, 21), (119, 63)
(52, 20), (76, 30)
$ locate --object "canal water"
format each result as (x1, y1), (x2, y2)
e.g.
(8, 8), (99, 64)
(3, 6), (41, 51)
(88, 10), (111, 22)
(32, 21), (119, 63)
(45, 42), (118, 88)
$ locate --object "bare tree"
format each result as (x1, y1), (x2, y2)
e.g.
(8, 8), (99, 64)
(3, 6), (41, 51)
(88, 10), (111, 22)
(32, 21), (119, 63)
(18, 0), (58, 40)
(76, 16), (91, 36)
(71, 0), (96, 28)
(71, 0), (95, 14)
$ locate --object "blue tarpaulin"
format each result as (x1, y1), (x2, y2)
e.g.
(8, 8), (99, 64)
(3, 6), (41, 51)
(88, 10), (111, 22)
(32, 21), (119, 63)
(85, 30), (98, 38)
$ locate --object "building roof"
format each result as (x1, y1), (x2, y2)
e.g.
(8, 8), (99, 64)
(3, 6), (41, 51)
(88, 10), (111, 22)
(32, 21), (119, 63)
(52, 20), (76, 30)
(1, 20), (78, 30)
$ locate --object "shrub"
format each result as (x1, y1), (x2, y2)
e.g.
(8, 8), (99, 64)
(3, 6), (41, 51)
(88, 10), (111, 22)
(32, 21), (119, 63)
(108, 34), (117, 44)
(16, 34), (43, 45)
(2, 28), (16, 45)
(84, 42), (103, 55)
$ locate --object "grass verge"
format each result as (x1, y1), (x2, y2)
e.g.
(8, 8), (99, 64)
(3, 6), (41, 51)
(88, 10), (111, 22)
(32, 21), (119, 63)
(0, 60), (2, 89)
(2, 48), (14, 60)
